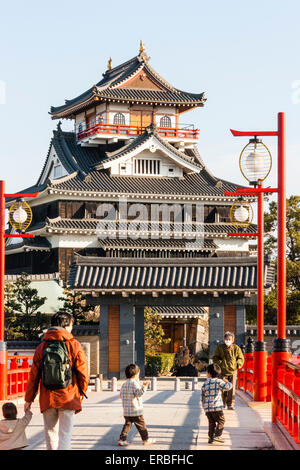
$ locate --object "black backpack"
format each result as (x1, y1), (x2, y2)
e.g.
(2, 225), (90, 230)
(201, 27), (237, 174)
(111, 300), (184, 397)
(41, 340), (72, 390)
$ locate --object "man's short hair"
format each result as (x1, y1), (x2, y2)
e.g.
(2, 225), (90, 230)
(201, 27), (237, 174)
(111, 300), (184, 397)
(224, 331), (235, 339)
(51, 312), (74, 328)
(2, 402), (17, 420)
(125, 364), (140, 379)
(207, 363), (222, 378)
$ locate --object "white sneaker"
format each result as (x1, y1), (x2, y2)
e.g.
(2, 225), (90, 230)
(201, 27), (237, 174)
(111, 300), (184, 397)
(118, 440), (129, 446)
(142, 439), (156, 446)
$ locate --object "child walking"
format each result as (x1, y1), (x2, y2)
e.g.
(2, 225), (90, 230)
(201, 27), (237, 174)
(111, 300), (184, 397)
(118, 364), (156, 447)
(0, 402), (32, 450)
(201, 363), (232, 444)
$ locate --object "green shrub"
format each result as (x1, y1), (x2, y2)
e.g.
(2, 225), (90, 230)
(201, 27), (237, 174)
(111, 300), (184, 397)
(145, 353), (175, 377)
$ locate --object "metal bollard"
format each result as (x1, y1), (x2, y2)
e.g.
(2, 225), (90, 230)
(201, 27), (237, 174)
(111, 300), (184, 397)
(175, 378), (180, 391)
(95, 377), (100, 392)
(111, 377), (118, 392)
(192, 378), (198, 391)
(151, 377), (157, 391)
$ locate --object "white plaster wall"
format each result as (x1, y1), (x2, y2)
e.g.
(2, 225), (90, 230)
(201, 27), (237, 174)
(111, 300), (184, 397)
(50, 235), (100, 249)
(75, 112), (86, 132)
(108, 103), (130, 112)
(96, 104), (106, 114)
(214, 238), (249, 251)
(109, 150), (183, 177)
(155, 106), (176, 115)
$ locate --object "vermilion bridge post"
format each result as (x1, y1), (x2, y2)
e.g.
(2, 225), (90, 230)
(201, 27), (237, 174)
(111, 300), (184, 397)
(227, 112), (291, 412)
(0, 181), (38, 401)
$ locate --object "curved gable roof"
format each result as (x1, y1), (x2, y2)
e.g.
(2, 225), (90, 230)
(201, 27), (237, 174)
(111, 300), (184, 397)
(50, 53), (206, 119)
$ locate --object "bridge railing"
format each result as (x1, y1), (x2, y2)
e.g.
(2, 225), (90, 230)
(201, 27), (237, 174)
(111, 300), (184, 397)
(237, 351), (254, 397)
(7, 355), (33, 400)
(237, 353), (273, 401)
(276, 359), (300, 444)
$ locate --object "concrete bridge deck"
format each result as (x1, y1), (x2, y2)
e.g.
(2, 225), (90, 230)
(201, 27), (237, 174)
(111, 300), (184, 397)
(20, 386), (275, 451)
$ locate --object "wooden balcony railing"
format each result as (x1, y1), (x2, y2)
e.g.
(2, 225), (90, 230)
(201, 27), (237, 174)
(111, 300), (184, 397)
(7, 355), (33, 400)
(77, 123), (199, 141)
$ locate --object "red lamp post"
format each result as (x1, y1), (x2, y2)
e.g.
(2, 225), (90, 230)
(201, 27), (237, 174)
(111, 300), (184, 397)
(224, 181), (269, 401)
(0, 180), (38, 401)
(224, 112), (291, 410)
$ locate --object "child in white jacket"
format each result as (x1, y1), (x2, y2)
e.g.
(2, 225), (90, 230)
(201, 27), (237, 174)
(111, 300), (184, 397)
(0, 402), (32, 450)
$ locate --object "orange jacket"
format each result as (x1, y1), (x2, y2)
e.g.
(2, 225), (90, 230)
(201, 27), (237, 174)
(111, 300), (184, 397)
(25, 327), (89, 413)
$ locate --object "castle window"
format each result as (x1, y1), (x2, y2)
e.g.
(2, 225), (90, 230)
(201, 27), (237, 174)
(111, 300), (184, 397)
(160, 115), (172, 128)
(53, 158), (62, 179)
(113, 113), (126, 125)
(134, 159), (160, 175)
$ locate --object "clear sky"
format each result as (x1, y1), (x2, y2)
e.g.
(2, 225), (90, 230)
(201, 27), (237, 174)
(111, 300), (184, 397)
(1, 0), (299, 202)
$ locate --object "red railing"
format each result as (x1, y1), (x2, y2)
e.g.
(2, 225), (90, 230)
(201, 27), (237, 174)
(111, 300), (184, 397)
(276, 359), (300, 444)
(237, 352), (272, 400)
(7, 355), (33, 400)
(239, 351), (254, 396)
(77, 123), (199, 141)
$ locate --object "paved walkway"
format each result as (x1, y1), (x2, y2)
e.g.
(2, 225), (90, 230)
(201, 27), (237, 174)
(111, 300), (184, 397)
(20, 389), (273, 451)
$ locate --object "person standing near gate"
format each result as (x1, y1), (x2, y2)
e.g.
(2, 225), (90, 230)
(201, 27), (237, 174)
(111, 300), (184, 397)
(24, 312), (89, 450)
(212, 332), (244, 410)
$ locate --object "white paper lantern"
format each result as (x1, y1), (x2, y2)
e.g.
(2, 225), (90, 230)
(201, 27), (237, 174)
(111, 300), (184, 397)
(234, 205), (249, 223)
(239, 138), (272, 183)
(12, 207), (28, 224)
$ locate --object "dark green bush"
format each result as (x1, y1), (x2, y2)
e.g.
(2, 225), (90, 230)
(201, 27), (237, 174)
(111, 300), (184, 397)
(145, 353), (175, 376)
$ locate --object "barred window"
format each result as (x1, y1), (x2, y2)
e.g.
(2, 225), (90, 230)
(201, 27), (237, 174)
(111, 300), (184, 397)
(134, 159), (160, 175)
(159, 115), (171, 127)
(113, 113), (126, 125)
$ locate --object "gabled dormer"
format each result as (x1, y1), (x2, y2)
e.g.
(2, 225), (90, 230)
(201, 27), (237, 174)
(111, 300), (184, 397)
(50, 42), (206, 148)
(94, 124), (202, 177)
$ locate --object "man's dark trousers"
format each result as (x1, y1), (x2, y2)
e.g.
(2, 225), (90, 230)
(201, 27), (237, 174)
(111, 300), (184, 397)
(222, 373), (237, 407)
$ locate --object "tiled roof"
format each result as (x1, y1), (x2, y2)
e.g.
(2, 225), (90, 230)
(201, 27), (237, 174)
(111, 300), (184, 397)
(67, 256), (274, 292)
(48, 168), (242, 198)
(98, 238), (218, 251)
(50, 54), (205, 118)
(28, 216), (257, 238)
(7, 128), (247, 202)
(153, 305), (208, 318)
(37, 124), (125, 183)
(5, 236), (51, 253)
(95, 88), (205, 105)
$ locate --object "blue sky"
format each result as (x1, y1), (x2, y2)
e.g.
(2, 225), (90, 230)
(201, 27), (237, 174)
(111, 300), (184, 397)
(0, 0), (299, 202)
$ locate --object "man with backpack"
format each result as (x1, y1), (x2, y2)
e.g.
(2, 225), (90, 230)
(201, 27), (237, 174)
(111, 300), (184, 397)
(24, 312), (89, 450)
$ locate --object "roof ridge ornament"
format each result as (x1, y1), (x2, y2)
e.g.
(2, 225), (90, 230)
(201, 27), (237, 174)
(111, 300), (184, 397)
(138, 40), (150, 63)
(107, 56), (112, 71)
(145, 122), (157, 134)
(139, 40), (145, 54)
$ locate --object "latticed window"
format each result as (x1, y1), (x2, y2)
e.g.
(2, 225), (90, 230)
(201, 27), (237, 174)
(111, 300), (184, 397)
(53, 158), (62, 179)
(113, 113), (126, 125)
(134, 159), (161, 175)
(159, 115), (171, 128)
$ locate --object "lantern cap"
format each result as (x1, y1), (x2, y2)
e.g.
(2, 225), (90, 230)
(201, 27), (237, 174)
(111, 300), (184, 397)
(249, 137), (262, 144)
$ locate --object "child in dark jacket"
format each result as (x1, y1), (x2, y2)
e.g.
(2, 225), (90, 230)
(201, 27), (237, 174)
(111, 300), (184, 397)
(201, 363), (232, 444)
